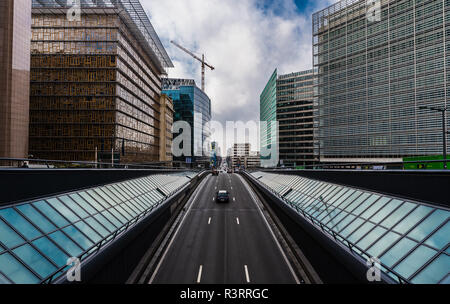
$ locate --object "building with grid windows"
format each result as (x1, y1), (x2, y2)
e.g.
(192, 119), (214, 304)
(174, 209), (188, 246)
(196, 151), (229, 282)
(29, 0), (173, 163)
(277, 70), (317, 167)
(162, 78), (211, 165)
(0, 0), (31, 161)
(260, 69), (279, 167)
(313, 0), (449, 163)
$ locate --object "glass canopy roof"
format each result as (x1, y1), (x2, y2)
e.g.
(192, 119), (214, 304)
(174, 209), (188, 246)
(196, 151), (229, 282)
(0, 172), (195, 284)
(251, 171), (449, 284)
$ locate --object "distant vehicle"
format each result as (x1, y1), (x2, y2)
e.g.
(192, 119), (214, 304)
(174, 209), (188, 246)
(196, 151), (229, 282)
(216, 190), (229, 203)
(212, 167), (219, 175)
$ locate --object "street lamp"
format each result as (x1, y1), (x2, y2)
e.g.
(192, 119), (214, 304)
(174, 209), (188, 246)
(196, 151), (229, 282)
(418, 106), (448, 169)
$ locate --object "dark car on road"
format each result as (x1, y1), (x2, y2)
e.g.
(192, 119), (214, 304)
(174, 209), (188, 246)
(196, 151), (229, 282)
(216, 190), (229, 203)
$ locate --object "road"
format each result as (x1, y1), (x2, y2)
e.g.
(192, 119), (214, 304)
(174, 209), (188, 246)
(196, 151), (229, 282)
(149, 172), (299, 284)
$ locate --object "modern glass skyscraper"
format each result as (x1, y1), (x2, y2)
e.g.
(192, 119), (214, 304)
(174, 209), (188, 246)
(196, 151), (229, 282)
(260, 69), (278, 167)
(29, 0), (173, 162)
(162, 78), (211, 164)
(0, 0), (31, 160)
(313, 0), (449, 163)
(277, 69), (316, 167)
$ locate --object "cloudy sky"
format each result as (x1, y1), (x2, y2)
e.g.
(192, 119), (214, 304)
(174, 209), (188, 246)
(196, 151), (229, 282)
(142, 0), (338, 154)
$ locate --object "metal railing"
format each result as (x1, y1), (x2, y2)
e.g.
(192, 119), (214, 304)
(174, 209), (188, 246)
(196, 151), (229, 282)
(248, 172), (411, 284)
(0, 157), (195, 170)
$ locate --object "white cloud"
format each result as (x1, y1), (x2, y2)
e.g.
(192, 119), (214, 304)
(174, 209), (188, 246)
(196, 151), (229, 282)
(142, 0), (338, 153)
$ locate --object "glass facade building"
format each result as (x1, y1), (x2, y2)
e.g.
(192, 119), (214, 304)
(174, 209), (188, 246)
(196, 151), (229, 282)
(0, 0), (31, 160)
(313, 0), (450, 162)
(277, 70), (317, 167)
(29, 0), (173, 162)
(0, 172), (197, 284)
(252, 171), (450, 284)
(260, 69), (279, 167)
(162, 78), (211, 164)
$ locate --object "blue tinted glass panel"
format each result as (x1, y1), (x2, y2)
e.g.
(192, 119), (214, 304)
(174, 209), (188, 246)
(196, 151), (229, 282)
(344, 193), (370, 212)
(380, 202), (415, 228)
(119, 203), (138, 217)
(115, 205), (133, 220)
(16, 204), (56, 233)
(101, 210), (123, 227)
(367, 231), (401, 257)
(411, 254), (450, 284)
(32, 237), (69, 267)
(79, 191), (104, 212)
(360, 197), (391, 219)
(74, 222), (102, 243)
(338, 191), (362, 210)
(340, 217), (364, 236)
(69, 193), (97, 215)
(356, 226), (387, 250)
(0, 253), (39, 284)
(84, 217), (109, 237)
(393, 205), (432, 234)
(33, 201), (68, 228)
(394, 245), (437, 279)
(13, 244), (56, 278)
(58, 196), (88, 218)
(370, 199), (403, 223)
(348, 222), (375, 243)
(352, 194), (380, 216)
(0, 208), (41, 240)
(49, 231), (83, 258)
(424, 221), (450, 250)
(0, 219), (25, 248)
(0, 272), (12, 284)
(332, 213), (355, 232)
(88, 189), (112, 209)
(94, 213), (116, 231)
(47, 198), (80, 222)
(407, 210), (449, 242)
(62, 226), (94, 250)
(380, 237), (418, 267)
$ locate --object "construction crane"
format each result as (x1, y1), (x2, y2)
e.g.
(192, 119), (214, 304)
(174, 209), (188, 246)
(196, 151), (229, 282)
(170, 40), (215, 92)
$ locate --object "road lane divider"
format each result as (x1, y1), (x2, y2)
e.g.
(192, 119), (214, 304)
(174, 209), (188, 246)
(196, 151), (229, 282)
(244, 265), (250, 283)
(197, 265), (203, 283)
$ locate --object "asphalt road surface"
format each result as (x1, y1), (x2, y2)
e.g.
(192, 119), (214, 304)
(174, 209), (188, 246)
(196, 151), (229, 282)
(150, 172), (299, 284)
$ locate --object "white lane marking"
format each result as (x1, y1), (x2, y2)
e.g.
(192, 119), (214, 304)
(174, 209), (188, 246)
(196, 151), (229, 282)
(231, 187), (233, 190)
(213, 197), (215, 201)
(148, 175), (210, 284)
(215, 186), (217, 189)
(208, 217), (211, 225)
(236, 217), (240, 225)
(244, 265), (250, 283)
(238, 174), (301, 284)
(197, 265), (203, 283)
(233, 197), (235, 201)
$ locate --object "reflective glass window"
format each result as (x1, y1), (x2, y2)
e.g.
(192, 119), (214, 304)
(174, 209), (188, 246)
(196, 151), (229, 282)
(393, 245), (437, 279)
(84, 217), (109, 238)
(344, 192), (370, 212)
(100, 210), (123, 227)
(356, 226), (387, 250)
(392, 205), (432, 234)
(407, 210), (449, 242)
(370, 199), (403, 223)
(0, 208), (42, 240)
(380, 237), (418, 267)
(48, 231), (83, 258)
(16, 204), (56, 233)
(360, 196), (391, 220)
(13, 244), (56, 278)
(0, 272), (11, 284)
(424, 221), (450, 250)
(33, 201), (68, 228)
(74, 222), (102, 244)
(340, 217), (364, 236)
(89, 189), (112, 209)
(0, 219), (25, 248)
(47, 198), (80, 223)
(0, 253), (39, 284)
(380, 202), (415, 228)
(106, 208), (127, 224)
(352, 194), (381, 216)
(79, 191), (104, 212)
(115, 205), (133, 220)
(367, 231), (401, 258)
(32, 237), (69, 267)
(94, 213), (116, 231)
(69, 193), (97, 215)
(62, 226), (94, 250)
(59, 195), (88, 218)
(411, 254), (450, 284)
(348, 221), (375, 243)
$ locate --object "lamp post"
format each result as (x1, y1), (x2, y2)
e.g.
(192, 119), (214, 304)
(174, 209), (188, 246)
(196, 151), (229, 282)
(418, 106), (448, 169)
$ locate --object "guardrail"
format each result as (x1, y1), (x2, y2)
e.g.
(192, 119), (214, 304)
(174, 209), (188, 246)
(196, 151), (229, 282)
(246, 171), (410, 284)
(0, 157), (194, 170)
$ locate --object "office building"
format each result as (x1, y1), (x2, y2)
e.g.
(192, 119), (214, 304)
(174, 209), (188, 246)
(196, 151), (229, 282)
(0, 0), (31, 160)
(313, 0), (449, 163)
(277, 69), (317, 167)
(29, 0), (173, 162)
(260, 69), (279, 167)
(162, 78), (211, 164)
(231, 143), (260, 168)
(159, 94), (174, 163)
